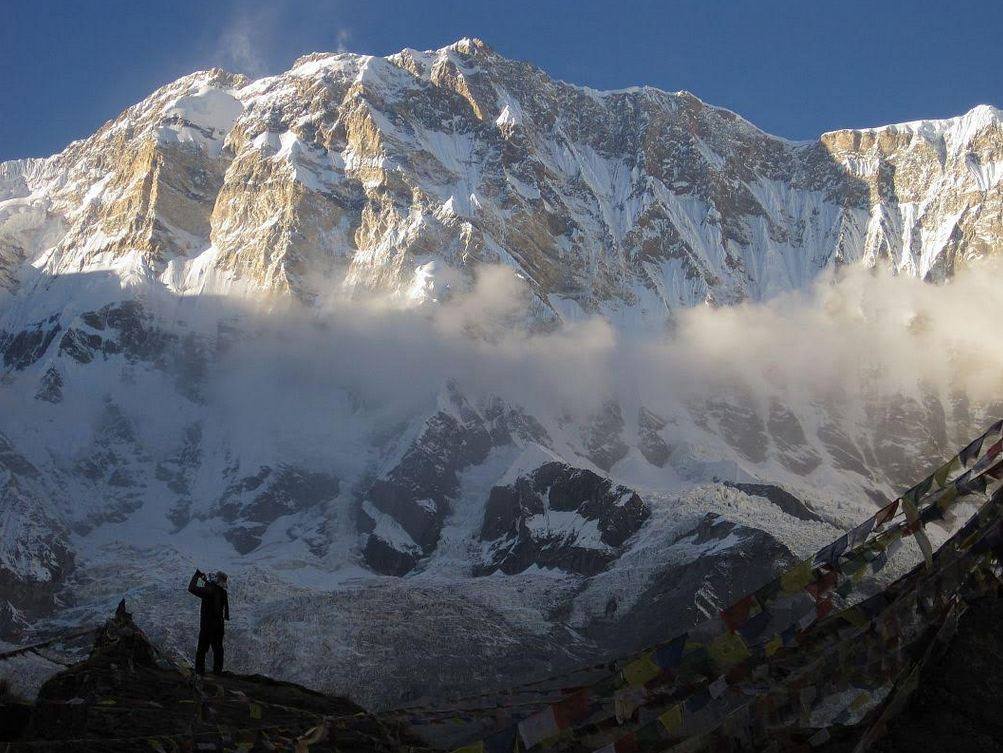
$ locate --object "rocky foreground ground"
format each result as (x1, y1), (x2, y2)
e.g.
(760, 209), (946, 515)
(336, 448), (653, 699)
(866, 591), (1003, 753)
(813, 590), (1003, 753)
(0, 603), (429, 752)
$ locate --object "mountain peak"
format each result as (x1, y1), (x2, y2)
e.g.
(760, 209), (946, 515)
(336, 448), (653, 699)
(3, 36), (1002, 310)
(823, 102), (1001, 143)
(446, 37), (493, 55)
(289, 50), (355, 70)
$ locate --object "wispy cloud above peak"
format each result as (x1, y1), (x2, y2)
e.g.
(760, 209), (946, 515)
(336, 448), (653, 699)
(212, 2), (353, 78)
(214, 4), (278, 78)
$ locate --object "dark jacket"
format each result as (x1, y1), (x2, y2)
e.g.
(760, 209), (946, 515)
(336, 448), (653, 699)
(188, 572), (230, 635)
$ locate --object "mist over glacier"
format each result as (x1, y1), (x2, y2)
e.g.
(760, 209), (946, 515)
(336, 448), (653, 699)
(5, 255), (1001, 514)
(108, 257), (1003, 472)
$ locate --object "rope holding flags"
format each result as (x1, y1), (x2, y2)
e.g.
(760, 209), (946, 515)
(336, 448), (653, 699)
(0, 626), (101, 663)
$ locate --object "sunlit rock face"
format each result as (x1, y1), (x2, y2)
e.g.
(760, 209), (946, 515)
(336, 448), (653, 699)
(3, 39), (1001, 312)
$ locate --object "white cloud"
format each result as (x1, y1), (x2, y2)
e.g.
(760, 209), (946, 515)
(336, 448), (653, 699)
(212, 3), (354, 78)
(335, 27), (351, 53)
(190, 258), (1003, 470)
(214, 4), (276, 77)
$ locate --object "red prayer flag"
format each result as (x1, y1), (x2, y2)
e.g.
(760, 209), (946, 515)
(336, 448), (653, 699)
(553, 689), (591, 729)
(615, 733), (639, 753)
(721, 595), (755, 633)
(873, 500), (898, 528)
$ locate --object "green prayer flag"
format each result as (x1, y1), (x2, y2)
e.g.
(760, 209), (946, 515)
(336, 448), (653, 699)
(781, 561), (814, 593)
(708, 631), (749, 669)
(934, 456), (959, 488)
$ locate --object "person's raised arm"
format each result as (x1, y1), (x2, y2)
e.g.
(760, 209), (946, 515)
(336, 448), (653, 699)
(188, 569), (207, 597)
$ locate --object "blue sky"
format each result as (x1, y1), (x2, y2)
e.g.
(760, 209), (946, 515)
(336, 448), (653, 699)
(2, 0), (1001, 161)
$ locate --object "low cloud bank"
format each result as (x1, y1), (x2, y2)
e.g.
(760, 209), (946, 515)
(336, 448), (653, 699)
(7, 258), (997, 491)
(209, 260), (1003, 440)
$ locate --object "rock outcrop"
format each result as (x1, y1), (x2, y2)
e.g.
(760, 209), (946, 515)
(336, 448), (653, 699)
(3, 603), (427, 752)
(478, 461), (650, 575)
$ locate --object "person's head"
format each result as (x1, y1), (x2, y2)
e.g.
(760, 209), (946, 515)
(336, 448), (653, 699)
(214, 571), (229, 589)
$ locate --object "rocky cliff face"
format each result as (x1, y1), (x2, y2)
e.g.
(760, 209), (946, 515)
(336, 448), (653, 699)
(2, 39), (1001, 314)
(0, 38), (1001, 707)
(478, 462), (650, 576)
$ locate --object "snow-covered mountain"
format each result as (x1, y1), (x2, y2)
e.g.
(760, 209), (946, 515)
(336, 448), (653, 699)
(1, 39), (1002, 707)
(4, 38), (1003, 313)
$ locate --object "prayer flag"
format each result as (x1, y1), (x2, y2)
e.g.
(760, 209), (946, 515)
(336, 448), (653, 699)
(622, 653), (661, 686)
(815, 533), (848, 566)
(902, 497), (934, 568)
(614, 687), (647, 724)
(737, 609), (772, 642)
(708, 632), (749, 669)
(781, 561), (814, 593)
(764, 633), (783, 656)
(658, 704), (683, 734)
(518, 707), (560, 749)
(554, 689), (591, 729)
(653, 634), (687, 670)
(721, 596), (756, 633)
(934, 457), (960, 488)
(960, 434), (985, 467)
(708, 675), (729, 699)
(874, 501), (899, 529)
(847, 517), (876, 549)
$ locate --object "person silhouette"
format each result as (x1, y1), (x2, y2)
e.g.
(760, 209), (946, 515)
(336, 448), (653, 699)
(187, 569), (230, 674)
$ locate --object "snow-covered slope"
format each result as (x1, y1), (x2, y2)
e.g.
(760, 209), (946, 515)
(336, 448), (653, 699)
(3, 39), (1002, 315)
(1, 39), (1002, 705)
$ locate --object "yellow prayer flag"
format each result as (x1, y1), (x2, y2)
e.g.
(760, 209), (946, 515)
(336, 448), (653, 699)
(250, 703), (262, 720)
(764, 634), (783, 656)
(659, 704), (683, 733)
(780, 561), (813, 593)
(623, 652), (661, 686)
(708, 631), (749, 669)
